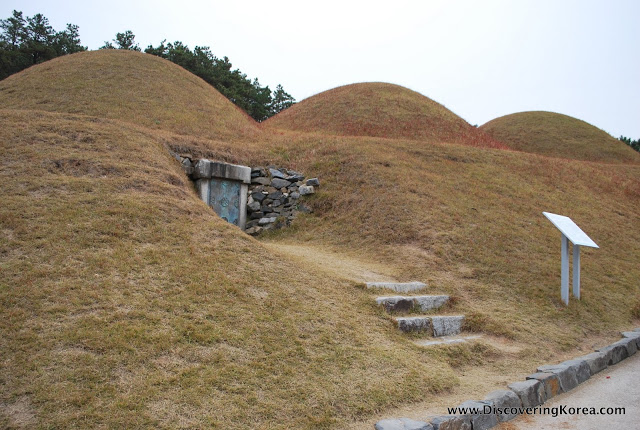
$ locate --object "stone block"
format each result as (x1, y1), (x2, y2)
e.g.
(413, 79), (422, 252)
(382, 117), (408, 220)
(271, 178), (292, 189)
(622, 332), (640, 349)
(193, 159), (251, 183)
(251, 192), (266, 202)
(245, 226), (262, 236)
(536, 364), (579, 392)
(597, 341), (629, 365)
(376, 296), (414, 313)
(376, 295), (448, 313)
(251, 177), (270, 185)
(306, 177), (320, 186)
(258, 217), (277, 225)
(247, 201), (261, 212)
(299, 185), (315, 195)
(526, 372), (562, 399)
(374, 418), (433, 430)
(430, 415), (472, 430)
(484, 389), (521, 422)
(268, 191), (284, 200)
(193, 159), (212, 179)
(396, 317), (431, 333)
(365, 282), (427, 293)
(269, 168), (287, 179)
(414, 295), (449, 311)
(431, 316), (464, 337)
(213, 161), (251, 183)
(576, 351), (608, 375)
(455, 400), (497, 430)
(508, 379), (545, 408)
(560, 359), (591, 383)
(614, 337), (637, 356)
(245, 219), (260, 229)
(250, 168), (264, 178)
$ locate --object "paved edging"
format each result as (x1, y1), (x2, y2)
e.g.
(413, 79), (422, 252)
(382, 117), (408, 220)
(374, 328), (640, 430)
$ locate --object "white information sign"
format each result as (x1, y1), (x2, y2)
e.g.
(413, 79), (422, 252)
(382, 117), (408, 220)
(543, 212), (599, 305)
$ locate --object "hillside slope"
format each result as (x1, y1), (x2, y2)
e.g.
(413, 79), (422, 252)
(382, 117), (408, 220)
(257, 131), (640, 356)
(480, 111), (640, 163)
(0, 50), (259, 141)
(1, 52), (639, 430)
(263, 82), (506, 148)
(0, 110), (467, 429)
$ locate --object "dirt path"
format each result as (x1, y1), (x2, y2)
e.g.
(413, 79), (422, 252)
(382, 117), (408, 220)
(261, 241), (399, 283)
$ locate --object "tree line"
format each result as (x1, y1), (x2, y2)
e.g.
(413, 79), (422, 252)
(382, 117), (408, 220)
(0, 10), (294, 121)
(0, 10), (86, 80)
(618, 136), (639, 153)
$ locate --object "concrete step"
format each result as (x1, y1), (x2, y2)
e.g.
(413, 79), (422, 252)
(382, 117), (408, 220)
(394, 315), (465, 337)
(414, 334), (482, 347)
(365, 281), (426, 293)
(376, 295), (449, 312)
(395, 316), (432, 333)
(432, 315), (465, 337)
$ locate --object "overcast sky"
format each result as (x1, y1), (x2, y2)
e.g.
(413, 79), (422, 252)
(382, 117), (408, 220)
(4, 0), (639, 137)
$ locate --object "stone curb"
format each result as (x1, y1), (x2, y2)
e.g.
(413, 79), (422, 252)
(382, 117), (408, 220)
(374, 327), (640, 430)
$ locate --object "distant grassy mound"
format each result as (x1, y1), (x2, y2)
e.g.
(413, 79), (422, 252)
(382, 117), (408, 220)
(480, 111), (639, 163)
(0, 50), (259, 141)
(263, 82), (506, 148)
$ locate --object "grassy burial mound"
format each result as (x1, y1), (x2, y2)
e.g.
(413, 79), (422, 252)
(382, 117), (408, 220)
(480, 111), (640, 163)
(0, 110), (467, 429)
(0, 49), (260, 141)
(257, 131), (640, 361)
(1, 50), (639, 429)
(263, 82), (506, 149)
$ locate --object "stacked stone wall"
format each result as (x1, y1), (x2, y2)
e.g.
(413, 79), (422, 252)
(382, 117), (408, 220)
(174, 153), (318, 235)
(245, 167), (318, 235)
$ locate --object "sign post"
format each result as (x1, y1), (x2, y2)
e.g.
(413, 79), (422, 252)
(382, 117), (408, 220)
(543, 212), (599, 305)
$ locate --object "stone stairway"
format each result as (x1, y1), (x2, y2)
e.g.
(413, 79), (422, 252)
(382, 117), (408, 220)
(367, 281), (474, 345)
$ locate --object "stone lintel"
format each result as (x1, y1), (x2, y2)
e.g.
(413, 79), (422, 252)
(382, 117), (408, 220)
(193, 159), (251, 183)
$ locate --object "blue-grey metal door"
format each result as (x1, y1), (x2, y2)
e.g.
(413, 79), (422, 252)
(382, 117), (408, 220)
(209, 178), (241, 226)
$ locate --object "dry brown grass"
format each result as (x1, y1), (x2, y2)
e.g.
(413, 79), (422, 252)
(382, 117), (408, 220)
(481, 111), (640, 163)
(1, 51), (639, 429)
(262, 82), (507, 149)
(0, 110), (470, 429)
(0, 50), (260, 142)
(257, 129), (640, 343)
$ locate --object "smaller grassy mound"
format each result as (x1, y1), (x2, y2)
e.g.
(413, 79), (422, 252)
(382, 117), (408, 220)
(0, 49), (259, 141)
(263, 82), (506, 149)
(480, 111), (640, 163)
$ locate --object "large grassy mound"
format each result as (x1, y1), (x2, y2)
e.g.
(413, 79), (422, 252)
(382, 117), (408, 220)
(480, 111), (640, 163)
(0, 50), (259, 141)
(263, 82), (506, 148)
(0, 110), (462, 429)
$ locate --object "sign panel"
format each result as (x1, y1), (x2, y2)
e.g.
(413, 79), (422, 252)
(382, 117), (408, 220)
(543, 212), (598, 248)
(209, 178), (241, 226)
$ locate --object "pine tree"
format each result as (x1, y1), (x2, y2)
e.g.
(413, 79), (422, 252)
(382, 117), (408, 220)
(25, 13), (56, 64)
(101, 30), (140, 51)
(54, 24), (86, 55)
(270, 84), (295, 115)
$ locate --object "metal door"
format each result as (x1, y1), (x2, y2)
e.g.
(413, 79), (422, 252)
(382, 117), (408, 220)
(209, 178), (241, 225)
